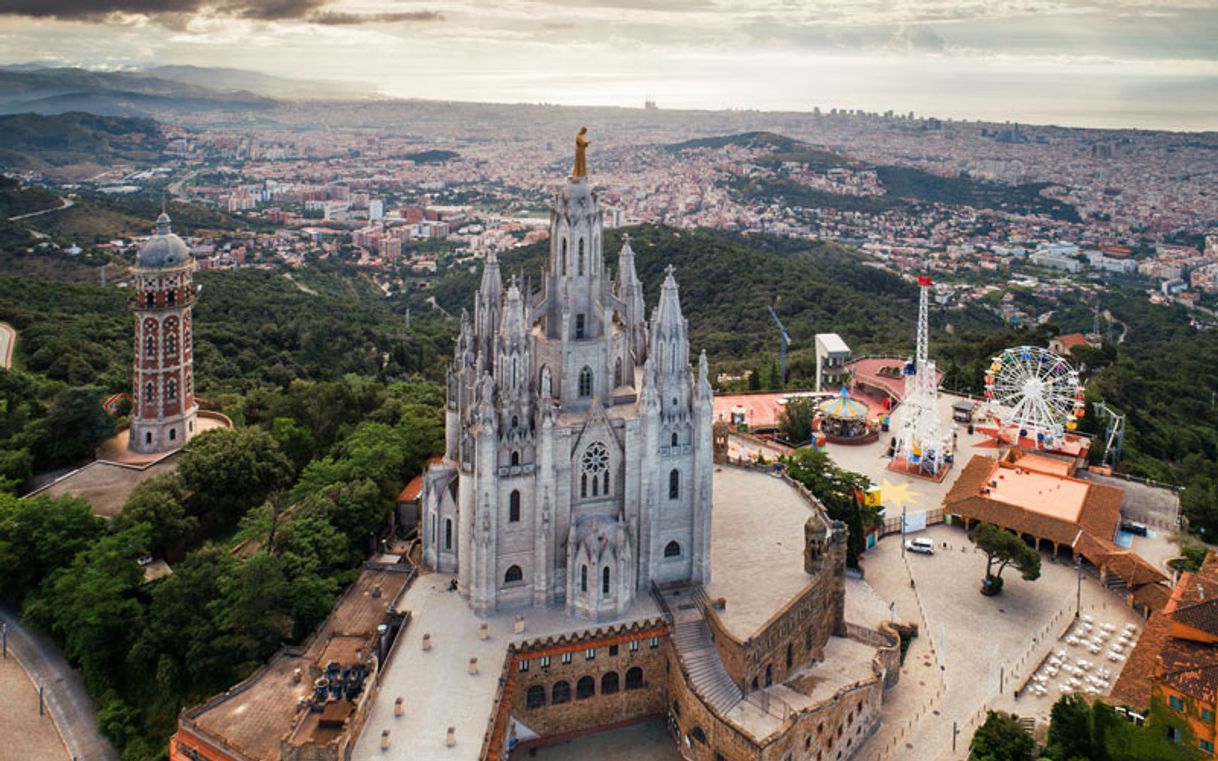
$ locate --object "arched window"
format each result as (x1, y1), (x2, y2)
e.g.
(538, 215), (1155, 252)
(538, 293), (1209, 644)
(552, 681), (571, 704)
(580, 473), (587, 498)
(145, 431), (152, 445)
(145, 292), (155, 308)
(603, 470), (609, 495)
(526, 685), (546, 709)
(578, 366), (593, 397)
(509, 490), (520, 523)
(145, 334), (156, 357)
(444, 519), (453, 550)
(504, 565), (523, 584)
(591, 475), (599, 497)
(144, 382), (155, 403)
(671, 431), (679, 448)
(786, 643), (794, 670)
(626, 667), (644, 690)
(169, 428), (176, 441)
(561, 238), (568, 275)
(578, 238), (585, 275)
(601, 671), (619, 695)
(614, 357), (622, 387)
(580, 564), (588, 593)
(669, 469), (680, 500)
(165, 332), (178, 356)
(167, 289), (176, 306)
(576, 676), (595, 699)
(664, 541), (681, 558)
(166, 379), (177, 401)
(602, 566), (611, 595)
(690, 726), (707, 744)
(510, 450), (520, 466)
(511, 415), (518, 429)
(765, 664), (773, 687)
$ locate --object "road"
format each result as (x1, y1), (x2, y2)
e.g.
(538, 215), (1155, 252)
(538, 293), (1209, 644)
(7, 196), (74, 222)
(0, 322), (14, 370)
(0, 606), (120, 761)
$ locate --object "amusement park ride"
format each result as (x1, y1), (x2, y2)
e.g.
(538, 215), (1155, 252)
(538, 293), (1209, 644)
(983, 345), (1087, 451)
(891, 275), (950, 478)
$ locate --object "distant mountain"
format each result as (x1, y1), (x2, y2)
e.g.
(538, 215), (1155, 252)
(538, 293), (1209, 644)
(145, 65), (374, 100)
(0, 66), (274, 116)
(0, 112), (166, 171)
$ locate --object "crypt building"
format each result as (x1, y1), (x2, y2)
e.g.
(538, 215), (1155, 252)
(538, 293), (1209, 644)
(421, 166), (714, 619)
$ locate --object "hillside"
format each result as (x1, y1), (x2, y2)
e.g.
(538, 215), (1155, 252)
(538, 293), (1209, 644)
(0, 112), (166, 171)
(684, 131), (1080, 221)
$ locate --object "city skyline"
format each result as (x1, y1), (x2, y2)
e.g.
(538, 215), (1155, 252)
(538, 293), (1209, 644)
(0, 0), (1215, 131)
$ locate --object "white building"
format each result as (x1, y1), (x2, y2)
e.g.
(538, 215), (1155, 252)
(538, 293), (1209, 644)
(368, 199), (384, 221)
(814, 333), (851, 392)
(421, 169), (714, 620)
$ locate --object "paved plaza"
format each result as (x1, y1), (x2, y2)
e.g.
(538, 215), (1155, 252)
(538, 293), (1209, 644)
(0, 651), (68, 761)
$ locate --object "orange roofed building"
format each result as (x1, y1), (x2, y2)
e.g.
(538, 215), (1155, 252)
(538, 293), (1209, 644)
(1110, 552), (1218, 756)
(945, 450), (1169, 613)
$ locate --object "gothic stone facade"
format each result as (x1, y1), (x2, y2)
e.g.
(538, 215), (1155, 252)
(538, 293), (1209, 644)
(421, 173), (714, 619)
(129, 213), (199, 454)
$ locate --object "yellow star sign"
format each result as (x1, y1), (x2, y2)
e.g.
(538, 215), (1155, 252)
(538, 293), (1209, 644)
(877, 479), (922, 511)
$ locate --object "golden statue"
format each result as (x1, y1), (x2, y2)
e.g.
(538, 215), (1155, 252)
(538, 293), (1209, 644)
(573, 127), (589, 178)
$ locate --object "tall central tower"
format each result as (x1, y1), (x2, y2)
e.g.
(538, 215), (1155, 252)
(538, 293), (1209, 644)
(421, 131), (714, 620)
(129, 212), (199, 454)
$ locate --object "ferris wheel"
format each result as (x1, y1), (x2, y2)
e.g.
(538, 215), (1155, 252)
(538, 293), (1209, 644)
(983, 346), (1085, 449)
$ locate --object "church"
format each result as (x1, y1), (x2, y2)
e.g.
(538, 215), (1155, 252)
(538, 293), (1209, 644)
(421, 138), (714, 619)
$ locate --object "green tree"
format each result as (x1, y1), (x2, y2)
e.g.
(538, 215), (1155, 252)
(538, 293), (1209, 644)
(971, 523), (1041, 594)
(783, 447), (872, 567)
(113, 474), (198, 560)
(270, 416), (317, 472)
(208, 552), (293, 670)
(0, 491), (103, 605)
(777, 396), (816, 444)
(27, 385), (117, 466)
(748, 366), (761, 391)
(970, 710), (1034, 761)
(1046, 694), (1095, 761)
(177, 427), (294, 529)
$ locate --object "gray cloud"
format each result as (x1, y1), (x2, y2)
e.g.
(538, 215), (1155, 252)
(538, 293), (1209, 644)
(0, 0), (443, 24)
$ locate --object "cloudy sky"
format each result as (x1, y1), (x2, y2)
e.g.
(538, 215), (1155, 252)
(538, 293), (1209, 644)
(0, 0), (1216, 129)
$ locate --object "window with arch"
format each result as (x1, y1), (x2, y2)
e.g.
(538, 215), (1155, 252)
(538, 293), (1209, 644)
(581, 441), (608, 499)
(576, 676), (595, 699)
(671, 431), (679, 448)
(578, 238), (585, 275)
(786, 643), (794, 670)
(145, 431), (152, 444)
(145, 334), (157, 358)
(166, 379), (178, 401)
(165, 332), (178, 356)
(690, 726), (707, 744)
(504, 565), (523, 584)
(509, 490), (521, 523)
(526, 685), (546, 709)
(511, 415), (518, 429)
(602, 566), (611, 595)
(144, 382), (155, 403)
(664, 541), (681, 558)
(510, 450), (520, 466)
(551, 681), (571, 704)
(626, 667), (644, 690)
(765, 664), (773, 687)
(669, 469), (680, 500)
(614, 357), (622, 387)
(578, 366), (593, 397)
(145, 292), (155, 308)
(444, 519), (453, 550)
(601, 671), (619, 695)
(580, 564), (588, 593)
(169, 428), (176, 441)
(167, 289), (176, 306)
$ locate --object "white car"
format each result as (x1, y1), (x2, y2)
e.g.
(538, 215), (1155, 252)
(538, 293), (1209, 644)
(905, 538), (935, 555)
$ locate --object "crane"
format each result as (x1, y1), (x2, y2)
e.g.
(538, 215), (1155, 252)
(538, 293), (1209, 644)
(767, 304), (790, 387)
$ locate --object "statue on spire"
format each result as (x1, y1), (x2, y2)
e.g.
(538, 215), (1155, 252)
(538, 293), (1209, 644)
(572, 127), (590, 178)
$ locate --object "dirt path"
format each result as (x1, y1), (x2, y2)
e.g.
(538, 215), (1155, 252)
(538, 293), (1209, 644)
(7, 196), (74, 221)
(0, 322), (13, 369)
(0, 647), (68, 761)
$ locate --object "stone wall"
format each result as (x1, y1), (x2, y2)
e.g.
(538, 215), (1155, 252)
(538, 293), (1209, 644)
(505, 621), (669, 746)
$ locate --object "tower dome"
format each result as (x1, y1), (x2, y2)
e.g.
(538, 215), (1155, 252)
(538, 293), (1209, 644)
(136, 212), (191, 269)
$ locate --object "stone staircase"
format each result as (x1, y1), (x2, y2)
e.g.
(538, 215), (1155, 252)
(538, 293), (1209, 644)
(666, 592), (743, 715)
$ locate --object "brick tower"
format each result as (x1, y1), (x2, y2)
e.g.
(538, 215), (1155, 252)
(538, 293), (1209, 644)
(129, 212), (198, 454)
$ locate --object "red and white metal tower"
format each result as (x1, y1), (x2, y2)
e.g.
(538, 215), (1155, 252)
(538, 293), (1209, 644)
(894, 275), (945, 476)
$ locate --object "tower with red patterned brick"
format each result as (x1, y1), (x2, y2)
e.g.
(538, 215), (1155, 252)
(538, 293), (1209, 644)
(129, 212), (198, 454)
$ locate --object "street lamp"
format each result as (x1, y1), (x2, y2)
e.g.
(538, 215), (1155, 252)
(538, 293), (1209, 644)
(1075, 556), (1083, 619)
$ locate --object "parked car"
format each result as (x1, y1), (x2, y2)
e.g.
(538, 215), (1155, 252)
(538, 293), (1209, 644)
(905, 538), (935, 555)
(1121, 521), (1149, 537)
